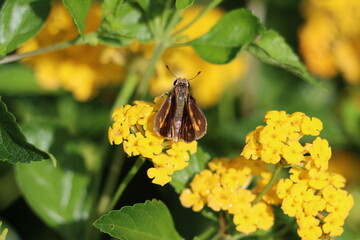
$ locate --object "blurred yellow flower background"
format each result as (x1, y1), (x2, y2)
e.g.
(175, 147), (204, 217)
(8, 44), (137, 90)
(299, 0), (360, 83)
(329, 150), (360, 185)
(18, 2), (126, 101)
(18, 3), (246, 106)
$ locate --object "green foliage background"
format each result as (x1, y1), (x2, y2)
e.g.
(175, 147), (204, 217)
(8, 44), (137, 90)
(0, 0), (359, 240)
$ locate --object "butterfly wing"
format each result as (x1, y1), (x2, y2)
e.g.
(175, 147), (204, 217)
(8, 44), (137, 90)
(187, 96), (207, 139)
(155, 93), (207, 143)
(179, 105), (196, 143)
(154, 93), (176, 139)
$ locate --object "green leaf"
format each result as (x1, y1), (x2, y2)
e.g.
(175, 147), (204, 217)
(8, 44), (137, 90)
(56, 95), (111, 137)
(62, 0), (91, 35)
(0, 63), (47, 94)
(247, 30), (321, 87)
(98, 0), (152, 46)
(21, 117), (57, 153)
(131, 0), (168, 20)
(0, 0), (51, 56)
(15, 129), (94, 240)
(0, 163), (20, 211)
(171, 147), (211, 193)
(189, 8), (264, 64)
(176, 0), (194, 10)
(93, 200), (182, 240)
(340, 95), (360, 146)
(0, 97), (54, 164)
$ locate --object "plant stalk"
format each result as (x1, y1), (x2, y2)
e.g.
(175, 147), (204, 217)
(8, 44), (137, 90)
(112, 70), (138, 111)
(87, 63), (142, 240)
(108, 157), (145, 210)
(136, 9), (182, 98)
(96, 149), (126, 215)
(252, 163), (282, 205)
(0, 35), (87, 64)
(136, 42), (166, 98)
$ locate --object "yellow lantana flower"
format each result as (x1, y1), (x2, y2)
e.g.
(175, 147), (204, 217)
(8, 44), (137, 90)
(109, 96), (197, 186)
(240, 110), (353, 239)
(179, 156), (275, 235)
(277, 171), (354, 239)
(180, 111), (353, 239)
(276, 154), (354, 239)
(241, 111), (326, 167)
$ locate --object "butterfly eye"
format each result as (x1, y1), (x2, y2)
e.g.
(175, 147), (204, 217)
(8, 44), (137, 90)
(173, 80), (178, 86)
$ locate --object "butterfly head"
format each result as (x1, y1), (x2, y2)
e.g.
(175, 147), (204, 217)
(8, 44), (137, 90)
(173, 78), (190, 88)
(166, 65), (200, 88)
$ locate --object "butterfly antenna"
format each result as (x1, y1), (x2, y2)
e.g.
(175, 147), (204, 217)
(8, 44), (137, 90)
(166, 65), (178, 78)
(188, 71), (201, 81)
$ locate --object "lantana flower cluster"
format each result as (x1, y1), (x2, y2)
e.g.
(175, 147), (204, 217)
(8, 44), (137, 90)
(277, 168), (353, 239)
(108, 96), (196, 186)
(241, 110), (324, 165)
(180, 111), (353, 239)
(180, 156), (276, 234)
(241, 110), (354, 240)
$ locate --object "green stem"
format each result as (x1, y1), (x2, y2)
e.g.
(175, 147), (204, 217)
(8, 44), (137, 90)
(96, 64), (142, 214)
(163, 10), (182, 40)
(0, 34), (93, 64)
(209, 211), (229, 240)
(196, 226), (217, 240)
(171, 0), (222, 38)
(83, 141), (114, 240)
(262, 219), (296, 240)
(218, 87), (235, 127)
(160, 0), (173, 32)
(87, 66), (142, 240)
(96, 149), (126, 215)
(252, 163), (282, 205)
(210, 225), (230, 240)
(112, 69), (139, 110)
(136, 42), (166, 98)
(109, 157), (145, 210)
(136, 10), (182, 98)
